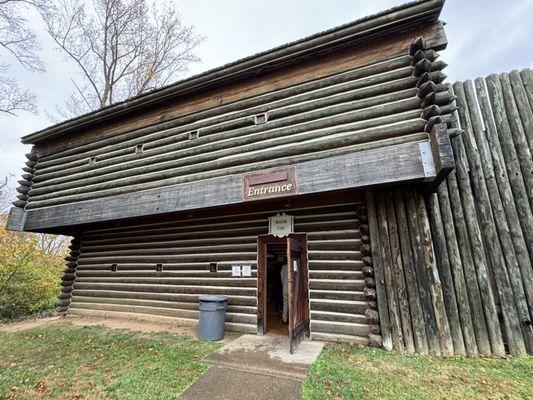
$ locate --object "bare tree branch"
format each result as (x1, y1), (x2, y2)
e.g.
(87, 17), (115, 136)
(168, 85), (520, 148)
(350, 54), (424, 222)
(0, 0), (49, 115)
(45, 0), (203, 119)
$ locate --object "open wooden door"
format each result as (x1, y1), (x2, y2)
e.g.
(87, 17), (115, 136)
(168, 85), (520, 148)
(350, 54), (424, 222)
(287, 235), (310, 354)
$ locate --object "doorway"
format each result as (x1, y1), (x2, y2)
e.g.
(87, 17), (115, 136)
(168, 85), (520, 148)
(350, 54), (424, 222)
(265, 242), (287, 336)
(257, 234), (310, 353)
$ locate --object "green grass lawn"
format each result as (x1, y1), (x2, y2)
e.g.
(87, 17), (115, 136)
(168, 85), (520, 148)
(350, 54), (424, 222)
(0, 322), (221, 400)
(303, 343), (533, 400)
(2, 323), (532, 400)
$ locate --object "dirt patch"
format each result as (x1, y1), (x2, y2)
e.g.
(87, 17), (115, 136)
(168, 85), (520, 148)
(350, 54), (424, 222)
(0, 314), (239, 343)
(64, 315), (239, 343)
(0, 316), (63, 333)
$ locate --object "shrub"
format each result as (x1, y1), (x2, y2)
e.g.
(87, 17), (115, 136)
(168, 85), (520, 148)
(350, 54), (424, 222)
(0, 213), (68, 321)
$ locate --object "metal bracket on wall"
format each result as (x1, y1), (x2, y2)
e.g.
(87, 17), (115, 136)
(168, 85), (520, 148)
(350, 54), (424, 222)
(419, 141), (437, 181)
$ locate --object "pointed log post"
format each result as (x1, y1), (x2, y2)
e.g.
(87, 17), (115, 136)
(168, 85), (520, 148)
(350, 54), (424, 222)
(384, 191), (415, 353)
(458, 80), (533, 353)
(392, 188), (429, 354)
(426, 191), (466, 355)
(375, 191), (404, 352)
(403, 188), (441, 356)
(475, 77), (533, 261)
(414, 190), (454, 356)
(436, 183), (479, 355)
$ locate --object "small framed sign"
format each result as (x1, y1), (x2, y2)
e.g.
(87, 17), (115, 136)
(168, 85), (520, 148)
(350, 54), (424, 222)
(269, 213), (294, 238)
(232, 265), (242, 277)
(242, 265), (252, 277)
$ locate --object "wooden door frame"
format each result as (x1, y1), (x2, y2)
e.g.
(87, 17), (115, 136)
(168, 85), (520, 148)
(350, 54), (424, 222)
(256, 233), (308, 336)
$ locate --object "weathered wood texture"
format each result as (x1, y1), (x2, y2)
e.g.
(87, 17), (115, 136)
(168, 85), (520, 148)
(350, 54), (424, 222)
(365, 65), (532, 355)
(22, 140), (436, 231)
(445, 72), (532, 356)
(61, 202), (370, 341)
(15, 21), (447, 213)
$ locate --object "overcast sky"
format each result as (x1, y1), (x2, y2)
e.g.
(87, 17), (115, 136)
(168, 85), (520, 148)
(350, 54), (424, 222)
(1, 0), (532, 187)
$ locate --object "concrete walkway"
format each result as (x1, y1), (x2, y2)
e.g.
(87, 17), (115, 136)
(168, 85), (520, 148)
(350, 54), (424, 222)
(178, 335), (324, 400)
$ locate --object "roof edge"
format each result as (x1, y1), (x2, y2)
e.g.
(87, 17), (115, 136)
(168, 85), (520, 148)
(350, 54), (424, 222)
(22, 0), (444, 145)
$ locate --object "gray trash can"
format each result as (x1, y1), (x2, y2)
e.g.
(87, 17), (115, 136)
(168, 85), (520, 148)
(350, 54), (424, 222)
(198, 295), (228, 341)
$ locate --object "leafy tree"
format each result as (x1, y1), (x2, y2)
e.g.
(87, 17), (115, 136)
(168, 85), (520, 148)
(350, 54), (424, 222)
(0, 178), (68, 320)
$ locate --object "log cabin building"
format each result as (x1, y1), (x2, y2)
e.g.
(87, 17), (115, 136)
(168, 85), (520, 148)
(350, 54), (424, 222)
(6, 0), (533, 356)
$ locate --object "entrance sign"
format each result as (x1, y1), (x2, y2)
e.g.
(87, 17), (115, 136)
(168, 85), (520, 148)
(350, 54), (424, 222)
(243, 167), (297, 201)
(269, 213), (294, 237)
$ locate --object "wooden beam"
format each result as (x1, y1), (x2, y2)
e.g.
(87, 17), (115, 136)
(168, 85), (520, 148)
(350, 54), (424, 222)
(5, 207), (25, 232)
(21, 140), (438, 231)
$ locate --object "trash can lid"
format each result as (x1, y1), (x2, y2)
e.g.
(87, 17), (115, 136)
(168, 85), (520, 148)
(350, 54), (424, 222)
(199, 295), (228, 302)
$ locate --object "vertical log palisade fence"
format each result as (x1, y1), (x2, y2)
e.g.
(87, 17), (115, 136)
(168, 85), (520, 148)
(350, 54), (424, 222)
(368, 67), (533, 357)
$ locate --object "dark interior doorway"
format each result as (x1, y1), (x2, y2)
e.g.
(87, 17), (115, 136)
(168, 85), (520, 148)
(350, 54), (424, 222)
(266, 243), (288, 336)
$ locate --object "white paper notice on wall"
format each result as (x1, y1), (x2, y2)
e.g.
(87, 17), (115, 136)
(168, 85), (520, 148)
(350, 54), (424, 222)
(232, 265), (241, 277)
(293, 260), (298, 272)
(242, 265), (251, 277)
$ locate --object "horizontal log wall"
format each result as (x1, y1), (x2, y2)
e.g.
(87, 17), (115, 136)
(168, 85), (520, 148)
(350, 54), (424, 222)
(369, 68), (533, 357)
(18, 25), (446, 211)
(61, 202), (369, 341)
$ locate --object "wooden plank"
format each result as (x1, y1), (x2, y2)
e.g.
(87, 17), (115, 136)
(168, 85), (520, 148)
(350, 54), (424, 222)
(22, 141), (437, 231)
(427, 123), (454, 188)
(35, 71), (417, 172)
(5, 207), (25, 232)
